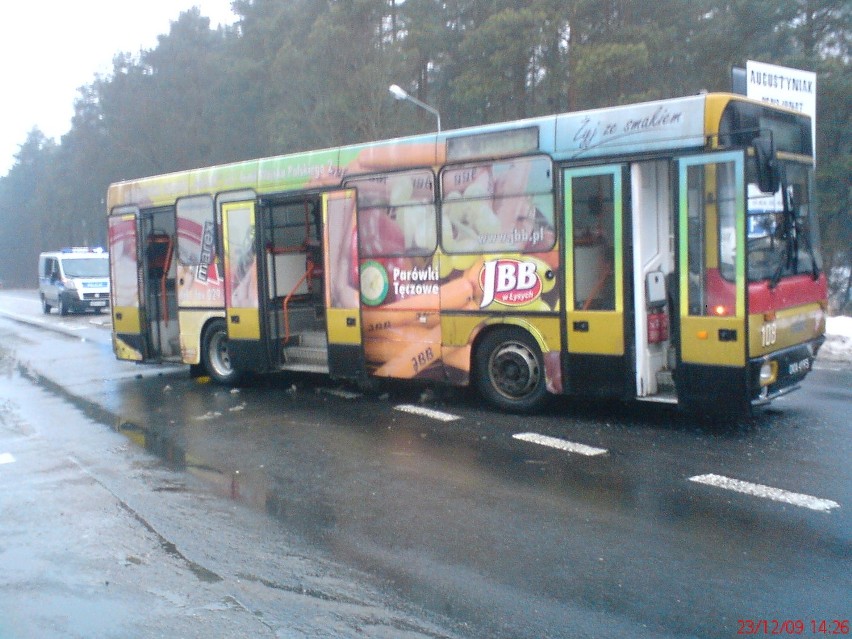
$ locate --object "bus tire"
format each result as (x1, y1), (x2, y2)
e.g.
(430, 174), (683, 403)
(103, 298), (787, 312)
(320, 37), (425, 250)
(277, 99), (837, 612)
(201, 319), (242, 385)
(474, 327), (547, 414)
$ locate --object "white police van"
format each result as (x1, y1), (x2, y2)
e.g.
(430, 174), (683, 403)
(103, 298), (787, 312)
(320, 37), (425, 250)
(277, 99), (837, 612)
(38, 247), (110, 315)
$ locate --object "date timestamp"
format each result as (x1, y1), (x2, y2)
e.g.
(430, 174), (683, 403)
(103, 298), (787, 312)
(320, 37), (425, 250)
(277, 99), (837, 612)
(738, 619), (849, 635)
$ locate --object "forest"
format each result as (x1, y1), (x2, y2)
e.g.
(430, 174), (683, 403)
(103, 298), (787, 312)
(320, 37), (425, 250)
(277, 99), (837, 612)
(0, 0), (848, 309)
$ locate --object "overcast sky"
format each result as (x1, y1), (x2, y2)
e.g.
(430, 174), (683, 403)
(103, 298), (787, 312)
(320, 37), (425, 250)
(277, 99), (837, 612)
(1, 0), (236, 175)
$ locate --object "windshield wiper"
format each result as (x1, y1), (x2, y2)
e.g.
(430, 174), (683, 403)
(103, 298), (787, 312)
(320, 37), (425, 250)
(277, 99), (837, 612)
(798, 216), (820, 280)
(769, 181), (797, 289)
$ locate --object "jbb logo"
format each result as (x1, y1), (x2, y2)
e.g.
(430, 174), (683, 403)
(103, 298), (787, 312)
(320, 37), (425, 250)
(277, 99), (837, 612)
(479, 259), (542, 307)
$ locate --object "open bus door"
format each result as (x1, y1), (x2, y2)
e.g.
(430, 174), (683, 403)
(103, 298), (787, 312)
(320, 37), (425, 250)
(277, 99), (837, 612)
(109, 208), (145, 361)
(322, 189), (365, 378)
(677, 152), (748, 413)
(109, 205), (181, 363)
(221, 198), (266, 372)
(563, 165), (628, 396)
(140, 207), (179, 361)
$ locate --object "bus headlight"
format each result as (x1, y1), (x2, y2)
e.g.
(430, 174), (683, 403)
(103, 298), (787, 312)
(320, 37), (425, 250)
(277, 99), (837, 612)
(759, 360), (778, 387)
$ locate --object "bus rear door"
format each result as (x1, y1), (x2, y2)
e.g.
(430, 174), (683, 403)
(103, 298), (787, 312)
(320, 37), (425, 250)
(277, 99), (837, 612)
(109, 208), (145, 361)
(139, 207), (180, 361)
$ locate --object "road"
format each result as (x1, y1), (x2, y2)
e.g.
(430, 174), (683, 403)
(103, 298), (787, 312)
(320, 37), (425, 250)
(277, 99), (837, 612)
(1, 290), (849, 639)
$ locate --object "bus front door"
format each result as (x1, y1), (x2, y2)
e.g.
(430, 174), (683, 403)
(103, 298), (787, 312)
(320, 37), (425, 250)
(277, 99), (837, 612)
(563, 165), (627, 396)
(677, 152), (748, 411)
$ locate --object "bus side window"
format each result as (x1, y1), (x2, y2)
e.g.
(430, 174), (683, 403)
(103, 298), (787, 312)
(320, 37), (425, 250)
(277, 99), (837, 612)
(440, 156), (555, 254)
(346, 170), (437, 258)
(176, 196), (216, 267)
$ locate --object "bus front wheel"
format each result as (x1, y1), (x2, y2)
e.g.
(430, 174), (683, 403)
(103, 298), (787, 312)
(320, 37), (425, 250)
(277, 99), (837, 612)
(474, 327), (547, 413)
(201, 319), (242, 385)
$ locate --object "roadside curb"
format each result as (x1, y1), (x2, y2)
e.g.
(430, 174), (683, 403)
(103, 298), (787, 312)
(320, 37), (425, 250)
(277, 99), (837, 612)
(0, 307), (108, 340)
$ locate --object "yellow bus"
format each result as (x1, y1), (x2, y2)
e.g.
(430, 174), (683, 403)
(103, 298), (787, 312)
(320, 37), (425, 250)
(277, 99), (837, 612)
(107, 92), (826, 416)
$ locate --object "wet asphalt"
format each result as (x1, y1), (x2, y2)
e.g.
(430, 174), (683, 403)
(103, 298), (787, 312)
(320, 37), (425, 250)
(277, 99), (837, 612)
(0, 290), (849, 638)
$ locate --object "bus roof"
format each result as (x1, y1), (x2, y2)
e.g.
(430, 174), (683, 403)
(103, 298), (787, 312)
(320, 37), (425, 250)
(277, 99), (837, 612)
(107, 93), (810, 211)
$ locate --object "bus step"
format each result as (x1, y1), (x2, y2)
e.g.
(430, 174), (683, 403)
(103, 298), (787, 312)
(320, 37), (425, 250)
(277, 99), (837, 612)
(298, 330), (327, 349)
(656, 369), (676, 393)
(281, 361), (329, 374)
(283, 345), (328, 365)
(283, 331), (328, 369)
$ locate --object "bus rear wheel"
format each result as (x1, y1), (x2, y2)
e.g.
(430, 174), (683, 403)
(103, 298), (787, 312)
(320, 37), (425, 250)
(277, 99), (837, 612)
(474, 327), (547, 413)
(201, 319), (242, 385)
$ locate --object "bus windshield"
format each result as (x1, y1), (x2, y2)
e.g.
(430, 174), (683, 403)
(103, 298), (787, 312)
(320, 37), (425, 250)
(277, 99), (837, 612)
(63, 258), (109, 278)
(745, 161), (822, 284)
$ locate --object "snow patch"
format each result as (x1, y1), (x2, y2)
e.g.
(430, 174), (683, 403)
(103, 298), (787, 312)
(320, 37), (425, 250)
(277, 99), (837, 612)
(821, 316), (852, 362)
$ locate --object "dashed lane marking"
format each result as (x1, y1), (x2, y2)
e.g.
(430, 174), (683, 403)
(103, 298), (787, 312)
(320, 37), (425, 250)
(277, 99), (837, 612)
(513, 432), (608, 456)
(394, 404), (460, 422)
(689, 473), (840, 513)
(0, 453), (16, 465)
(321, 388), (363, 400)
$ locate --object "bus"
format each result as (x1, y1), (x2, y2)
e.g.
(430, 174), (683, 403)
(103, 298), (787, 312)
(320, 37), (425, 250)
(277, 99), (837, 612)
(107, 92), (826, 416)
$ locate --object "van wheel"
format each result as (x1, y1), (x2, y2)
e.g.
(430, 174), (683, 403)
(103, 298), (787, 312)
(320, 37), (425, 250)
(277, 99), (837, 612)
(41, 296), (51, 314)
(474, 327), (547, 413)
(201, 319), (242, 385)
(58, 297), (69, 316)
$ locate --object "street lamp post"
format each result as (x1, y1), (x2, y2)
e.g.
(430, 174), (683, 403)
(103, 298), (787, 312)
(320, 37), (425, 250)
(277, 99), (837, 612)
(389, 84), (441, 132)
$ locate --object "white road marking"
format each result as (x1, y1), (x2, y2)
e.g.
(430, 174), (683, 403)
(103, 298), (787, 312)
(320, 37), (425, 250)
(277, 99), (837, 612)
(394, 404), (460, 422)
(513, 432), (608, 456)
(0, 452), (16, 465)
(689, 473), (840, 513)
(322, 388), (363, 400)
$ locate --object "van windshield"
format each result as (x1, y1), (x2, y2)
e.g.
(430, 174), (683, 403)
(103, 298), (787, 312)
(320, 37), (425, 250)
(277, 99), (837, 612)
(63, 258), (109, 278)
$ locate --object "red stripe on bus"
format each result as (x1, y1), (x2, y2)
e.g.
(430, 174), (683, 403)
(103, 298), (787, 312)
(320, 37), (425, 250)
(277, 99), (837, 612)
(749, 273), (827, 313)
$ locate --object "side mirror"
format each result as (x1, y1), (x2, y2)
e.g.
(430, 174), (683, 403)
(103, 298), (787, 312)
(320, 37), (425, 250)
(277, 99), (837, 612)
(754, 135), (780, 193)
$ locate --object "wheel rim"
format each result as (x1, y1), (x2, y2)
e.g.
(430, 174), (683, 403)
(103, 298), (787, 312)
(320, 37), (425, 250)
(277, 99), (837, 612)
(488, 341), (541, 400)
(208, 330), (233, 378)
